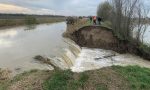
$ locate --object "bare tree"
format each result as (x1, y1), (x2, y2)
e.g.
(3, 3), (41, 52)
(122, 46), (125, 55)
(108, 0), (149, 44)
(97, 0), (149, 44)
(135, 3), (149, 43)
(97, 1), (112, 21)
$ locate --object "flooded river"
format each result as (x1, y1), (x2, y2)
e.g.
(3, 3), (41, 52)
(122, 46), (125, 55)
(0, 22), (68, 75)
(143, 26), (150, 44)
(0, 22), (150, 75)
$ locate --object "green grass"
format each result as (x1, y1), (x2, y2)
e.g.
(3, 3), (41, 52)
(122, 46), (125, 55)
(11, 69), (38, 83)
(101, 21), (112, 29)
(78, 72), (89, 87)
(139, 43), (150, 54)
(43, 70), (89, 90)
(43, 70), (73, 90)
(0, 80), (10, 90)
(96, 84), (107, 90)
(42, 66), (150, 90)
(1, 66), (150, 90)
(86, 19), (112, 29)
(113, 65), (150, 90)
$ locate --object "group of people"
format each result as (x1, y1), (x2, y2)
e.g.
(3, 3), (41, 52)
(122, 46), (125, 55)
(90, 16), (102, 25)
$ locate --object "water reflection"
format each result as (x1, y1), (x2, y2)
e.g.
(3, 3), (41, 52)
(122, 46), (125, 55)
(24, 25), (36, 31)
(0, 39), (12, 48)
(0, 22), (67, 75)
(0, 30), (17, 38)
(0, 30), (18, 48)
(134, 25), (150, 44)
(143, 26), (150, 44)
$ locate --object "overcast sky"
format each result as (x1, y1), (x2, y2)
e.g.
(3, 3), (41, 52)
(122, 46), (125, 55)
(0, 0), (149, 16)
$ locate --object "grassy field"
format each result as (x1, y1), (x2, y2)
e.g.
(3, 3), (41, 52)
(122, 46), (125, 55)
(0, 65), (150, 90)
(0, 17), (65, 28)
(112, 66), (150, 90)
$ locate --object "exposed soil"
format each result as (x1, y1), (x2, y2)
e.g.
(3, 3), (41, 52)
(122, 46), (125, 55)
(64, 25), (128, 53)
(73, 26), (118, 48)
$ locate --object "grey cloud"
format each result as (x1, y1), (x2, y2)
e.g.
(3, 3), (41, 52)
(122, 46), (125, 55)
(0, 0), (105, 16)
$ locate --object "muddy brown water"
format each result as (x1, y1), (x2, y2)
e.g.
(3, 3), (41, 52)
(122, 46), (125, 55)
(0, 22), (69, 75)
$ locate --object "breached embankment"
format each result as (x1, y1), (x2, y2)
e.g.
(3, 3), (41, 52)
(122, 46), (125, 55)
(50, 21), (150, 72)
(63, 25), (126, 53)
(67, 26), (119, 50)
(63, 23), (150, 60)
(34, 38), (150, 72)
(35, 22), (150, 72)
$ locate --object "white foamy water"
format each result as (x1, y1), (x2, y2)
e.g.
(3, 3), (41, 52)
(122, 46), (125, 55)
(49, 38), (81, 69)
(50, 39), (150, 72)
(71, 47), (150, 72)
(47, 38), (150, 72)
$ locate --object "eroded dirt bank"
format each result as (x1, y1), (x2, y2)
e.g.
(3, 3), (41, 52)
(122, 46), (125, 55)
(63, 24), (150, 60)
(64, 25), (127, 53)
(72, 26), (118, 48)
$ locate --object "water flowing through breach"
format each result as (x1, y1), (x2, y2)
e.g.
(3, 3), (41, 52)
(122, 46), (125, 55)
(48, 38), (82, 69)
(48, 38), (150, 72)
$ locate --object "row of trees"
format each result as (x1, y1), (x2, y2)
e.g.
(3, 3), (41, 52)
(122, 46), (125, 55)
(24, 16), (37, 25)
(0, 13), (65, 19)
(97, 0), (149, 44)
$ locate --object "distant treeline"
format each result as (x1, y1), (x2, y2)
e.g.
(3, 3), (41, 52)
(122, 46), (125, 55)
(0, 14), (66, 27)
(0, 13), (65, 19)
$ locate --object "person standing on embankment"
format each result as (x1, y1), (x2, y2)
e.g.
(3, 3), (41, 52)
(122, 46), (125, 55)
(97, 17), (102, 25)
(93, 16), (97, 25)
